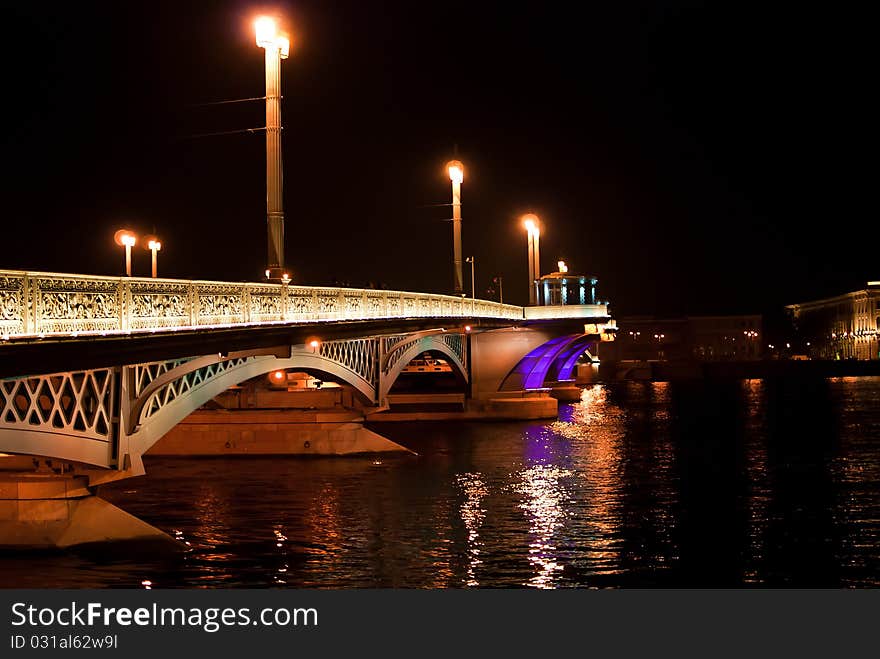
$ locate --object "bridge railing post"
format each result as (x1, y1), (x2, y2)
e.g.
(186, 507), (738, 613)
(21, 273), (31, 335)
(119, 278), (130, 332)
(243, 286), (252, 324)
(281, 282), (289, 321)
(188, 282), (197, 327)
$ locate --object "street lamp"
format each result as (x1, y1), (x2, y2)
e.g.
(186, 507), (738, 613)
(143, 235), (161, 278)
(522, 213), (540, 305)
(114, 229), (137, 277)
(255, 16), (290, 282)
(465, 256), (475, 315)
(447, 160), (464, 295)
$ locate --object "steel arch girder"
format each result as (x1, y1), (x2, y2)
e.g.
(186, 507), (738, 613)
(378, 335), (468, 407)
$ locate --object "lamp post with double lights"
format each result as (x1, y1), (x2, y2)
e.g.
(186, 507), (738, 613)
(143, 235), (162, 278)
(522, 214), (540, 305)
(114, 230), (137, 277)
(447, 160), (464, 295)
(255, 16), (290, 282)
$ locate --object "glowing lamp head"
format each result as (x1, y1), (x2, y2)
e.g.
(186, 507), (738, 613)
(557, 260), (568, 273)
(309, 340), (320, 349)
(522, 213), (539, 233)
(464, 325), (471, 333)
(278, 35), (290, 59)
(255, 16), (277, 48)
(114, 229), (137, 247)
(446, 160), (464, 184)
(148, 239), (161, 251)
(271, 370), (286, 382)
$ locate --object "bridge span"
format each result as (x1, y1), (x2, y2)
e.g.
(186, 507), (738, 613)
(0, 269), (615, 548)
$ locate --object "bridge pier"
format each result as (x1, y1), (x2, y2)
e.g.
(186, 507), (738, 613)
(467, 326), (571, 418)
(149, 408), (414, 456)
(0, 466), (175, 549)
(547, 381), (583, 402)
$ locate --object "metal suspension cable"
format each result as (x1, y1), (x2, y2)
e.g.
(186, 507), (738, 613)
(177, 126), (277, 140)
(187, 96), (280, 108)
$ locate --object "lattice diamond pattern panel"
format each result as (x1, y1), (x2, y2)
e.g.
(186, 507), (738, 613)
(132, 358), (195, 398)
(140, 357), (253, 422)
(319, 338), (379, 387)
(443, 333), (466, 370)
(0, 369), (115, 440)
(384, 336), (423, 373)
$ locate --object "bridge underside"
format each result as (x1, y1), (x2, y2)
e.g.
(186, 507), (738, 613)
(0, 330), (470, 470)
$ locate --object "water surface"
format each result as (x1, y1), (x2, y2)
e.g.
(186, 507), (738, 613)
(1, 377), (878, 588)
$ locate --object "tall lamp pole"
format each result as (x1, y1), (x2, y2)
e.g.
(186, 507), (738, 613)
(447, 160), (464, 295)
(147, 239), (161, 278)
(114, 230), (137, 277)
(255, 17), (290, 281)
(522, 214), (539, 305)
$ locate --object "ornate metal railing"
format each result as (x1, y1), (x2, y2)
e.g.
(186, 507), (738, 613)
(0, 270), (524, 338)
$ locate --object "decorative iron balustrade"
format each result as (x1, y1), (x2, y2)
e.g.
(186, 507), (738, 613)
(0, 270), (524, 338)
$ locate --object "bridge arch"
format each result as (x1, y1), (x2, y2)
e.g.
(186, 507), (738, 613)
(378, 332), (468, 405)
(126, 345), (382, 458)
(498, 333), (596, 391)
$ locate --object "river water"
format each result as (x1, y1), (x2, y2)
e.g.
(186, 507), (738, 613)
(2, 377), (878, 588)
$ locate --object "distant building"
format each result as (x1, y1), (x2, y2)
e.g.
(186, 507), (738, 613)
(786, 281), (880, 360)
(600, 314), (763, 362)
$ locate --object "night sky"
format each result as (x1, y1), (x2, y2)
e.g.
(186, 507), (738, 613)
(0, 1), (873, 315)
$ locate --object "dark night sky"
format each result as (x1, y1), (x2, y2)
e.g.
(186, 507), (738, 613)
(0, 1), (874, 314)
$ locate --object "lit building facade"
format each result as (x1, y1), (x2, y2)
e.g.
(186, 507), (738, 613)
(786, 282), (880, 360)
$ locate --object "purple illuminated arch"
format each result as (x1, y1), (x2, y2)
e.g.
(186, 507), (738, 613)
(498, 334), (596, 391)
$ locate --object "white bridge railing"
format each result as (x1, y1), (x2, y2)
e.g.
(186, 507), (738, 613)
(0, 270), (525, 338)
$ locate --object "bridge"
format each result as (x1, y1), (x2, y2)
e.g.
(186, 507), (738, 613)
(0, 269), (615, 548)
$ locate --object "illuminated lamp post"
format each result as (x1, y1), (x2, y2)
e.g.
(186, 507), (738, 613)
(255, 16), (290, 282)
(144, 235), (162, 278)
(114, 230), (137, 277)
(522, 214), (540, 305)
(447, 160), (464, 295)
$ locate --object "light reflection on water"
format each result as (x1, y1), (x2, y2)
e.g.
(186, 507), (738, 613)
(456, 473), (488, 587)
(1, 377), (878, 588)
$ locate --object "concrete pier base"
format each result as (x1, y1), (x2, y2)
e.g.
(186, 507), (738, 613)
(0, 473), (175, 549)
(575, 362), (600, 385)
(368, 391), (558, 422)
(149, 409), (414, 456)
(548, 382), (583, 402)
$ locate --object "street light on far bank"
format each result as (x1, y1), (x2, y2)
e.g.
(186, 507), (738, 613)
(114, 229), (137, 276)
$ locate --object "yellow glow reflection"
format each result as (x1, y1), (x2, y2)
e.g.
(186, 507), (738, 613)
(741, 378), (769, 583)
(548, 384), (628, 574)
(516, 464), (572, 588)
(456, 472), (488, 587)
